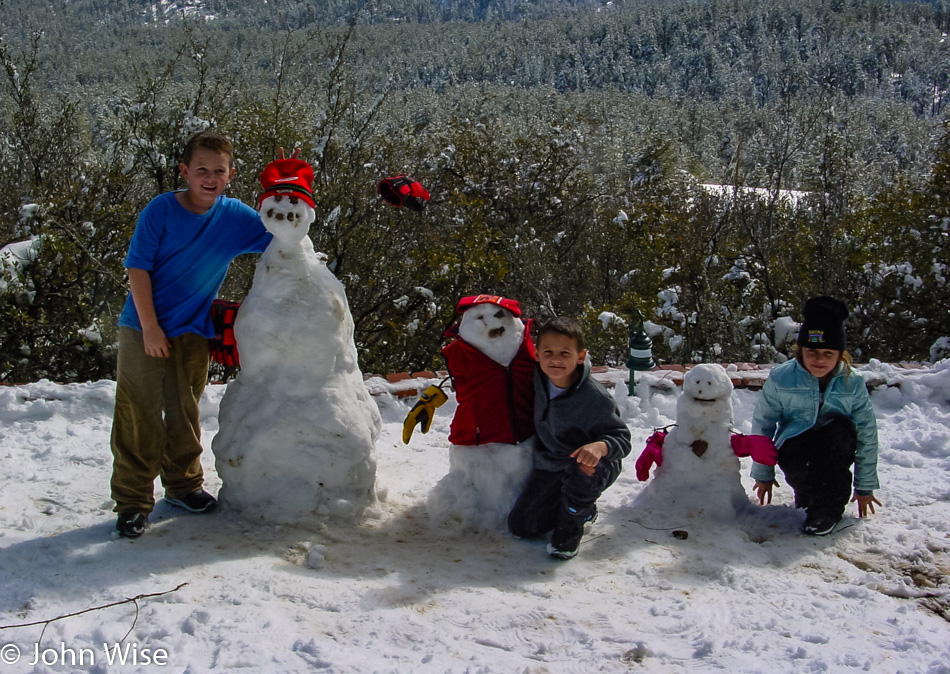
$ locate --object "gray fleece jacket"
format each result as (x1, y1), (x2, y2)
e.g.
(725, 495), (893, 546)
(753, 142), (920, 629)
(532, 357), (632, 472)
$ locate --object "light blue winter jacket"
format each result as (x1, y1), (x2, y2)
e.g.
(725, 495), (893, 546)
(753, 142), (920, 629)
(750, 358), (880, 492)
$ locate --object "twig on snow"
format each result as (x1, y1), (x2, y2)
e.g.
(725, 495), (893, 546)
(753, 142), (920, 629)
(0, 583), (189, 642)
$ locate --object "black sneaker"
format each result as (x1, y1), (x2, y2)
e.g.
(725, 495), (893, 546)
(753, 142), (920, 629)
(547, 504), (596, 560)
(548, 521), (584, 559)
(166, 489), (217, 513)
(802, 511), (839, 536)
(793, 491), (812, 510)
(116, 512), (148, 538)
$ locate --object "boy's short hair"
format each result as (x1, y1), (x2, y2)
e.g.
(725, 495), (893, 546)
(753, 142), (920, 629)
(536, 316), (586, 351)
(181, 131), (234, 166)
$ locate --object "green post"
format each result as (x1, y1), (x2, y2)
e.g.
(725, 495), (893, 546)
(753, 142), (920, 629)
(626, 307), (655, 395)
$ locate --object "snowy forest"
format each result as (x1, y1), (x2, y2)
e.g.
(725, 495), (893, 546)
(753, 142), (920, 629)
(0, 0), (949, 382)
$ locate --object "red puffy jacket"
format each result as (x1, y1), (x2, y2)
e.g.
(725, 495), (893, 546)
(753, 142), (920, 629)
(441, 320), (536, 446)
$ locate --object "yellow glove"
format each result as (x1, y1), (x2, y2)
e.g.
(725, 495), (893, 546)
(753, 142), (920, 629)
(402, 385), (448, 444)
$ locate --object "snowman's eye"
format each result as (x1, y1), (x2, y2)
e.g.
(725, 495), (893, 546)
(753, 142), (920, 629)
(494, 311), (504, 318)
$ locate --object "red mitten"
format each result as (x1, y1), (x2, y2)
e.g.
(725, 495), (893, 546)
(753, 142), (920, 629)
(731, 434), (778, 467)
(209, 299), (241, 367)
(635, 430), (667, 481)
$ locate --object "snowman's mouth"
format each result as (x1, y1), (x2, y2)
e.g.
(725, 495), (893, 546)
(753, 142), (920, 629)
(488, 327), (505, 338)
(692, 397), (718, 403)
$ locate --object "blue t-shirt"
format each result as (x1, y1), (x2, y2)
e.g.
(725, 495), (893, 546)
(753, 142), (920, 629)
(119, 192), (272, 339)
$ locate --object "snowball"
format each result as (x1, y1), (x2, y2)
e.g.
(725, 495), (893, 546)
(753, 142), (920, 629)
(307, 544), (328, 570)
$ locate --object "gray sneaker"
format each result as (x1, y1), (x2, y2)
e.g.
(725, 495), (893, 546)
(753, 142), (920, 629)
(166, 489), (217, 513)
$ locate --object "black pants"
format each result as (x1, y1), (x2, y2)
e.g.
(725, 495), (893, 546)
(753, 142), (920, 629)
(507, 460), (621, 538)
(778, 413), (857, 519)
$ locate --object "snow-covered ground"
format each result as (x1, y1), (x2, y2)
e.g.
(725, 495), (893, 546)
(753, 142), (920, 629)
(1, 361), (948, 673)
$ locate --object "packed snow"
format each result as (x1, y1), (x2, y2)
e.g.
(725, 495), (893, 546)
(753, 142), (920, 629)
(633, 363), (752, 525)
(1, 360), (949, 672)
(213, 192), (380, 526)
(0, 238), (41, 294)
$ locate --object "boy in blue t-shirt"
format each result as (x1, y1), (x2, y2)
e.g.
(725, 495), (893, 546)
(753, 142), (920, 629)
(110, 131), (272, 538)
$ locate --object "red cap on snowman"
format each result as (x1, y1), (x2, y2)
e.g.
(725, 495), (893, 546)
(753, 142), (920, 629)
(455, 294), (522, 317)
(258, 157), (315, 209)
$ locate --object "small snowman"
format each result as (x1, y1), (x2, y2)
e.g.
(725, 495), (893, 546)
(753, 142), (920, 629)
(213, 151), (381, 526)
(404, 295), (536, 530)
(632, 363), (750, 525)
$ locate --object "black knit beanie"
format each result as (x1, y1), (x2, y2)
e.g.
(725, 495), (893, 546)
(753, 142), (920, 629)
(797, 296), (848, 351)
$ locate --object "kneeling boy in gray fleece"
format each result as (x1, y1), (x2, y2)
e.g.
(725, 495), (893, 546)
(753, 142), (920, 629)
(508, 317), (631, 559)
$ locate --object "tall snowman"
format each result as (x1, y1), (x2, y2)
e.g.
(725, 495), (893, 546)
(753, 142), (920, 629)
(632, 363), (751, 525)
(213, 153), (381, 526)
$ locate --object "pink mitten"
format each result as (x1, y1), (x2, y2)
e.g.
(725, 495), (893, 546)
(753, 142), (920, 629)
(731, 434), (778, 467)
(635, 430), (667, 481)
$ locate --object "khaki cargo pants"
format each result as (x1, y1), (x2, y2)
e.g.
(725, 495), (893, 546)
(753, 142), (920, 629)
(110, 327), (210, 514)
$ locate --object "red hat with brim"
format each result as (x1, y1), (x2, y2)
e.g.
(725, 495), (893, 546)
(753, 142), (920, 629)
(259, 158), (315, 209)
(455, 294), (521, 317)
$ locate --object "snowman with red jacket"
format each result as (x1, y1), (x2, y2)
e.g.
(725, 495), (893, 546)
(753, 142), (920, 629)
(403, 294), (536, 530)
